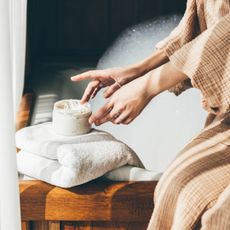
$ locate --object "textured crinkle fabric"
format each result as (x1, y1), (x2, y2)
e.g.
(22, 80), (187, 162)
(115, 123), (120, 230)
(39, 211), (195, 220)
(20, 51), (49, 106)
(156, 0), (230, 115)
(147, 112), (230, 230)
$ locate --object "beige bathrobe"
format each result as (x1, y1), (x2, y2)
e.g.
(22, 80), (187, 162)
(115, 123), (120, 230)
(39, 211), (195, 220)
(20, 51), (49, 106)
(147, 0), (230, 229)
(157, 0), (230, 115)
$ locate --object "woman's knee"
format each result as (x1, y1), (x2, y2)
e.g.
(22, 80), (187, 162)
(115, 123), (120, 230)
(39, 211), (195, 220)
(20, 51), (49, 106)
(154, 171), (192, 204)
(154, 166), (211, 207)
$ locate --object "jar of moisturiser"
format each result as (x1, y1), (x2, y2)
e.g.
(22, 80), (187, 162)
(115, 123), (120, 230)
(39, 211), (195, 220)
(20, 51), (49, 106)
(52, 99), (92, 136)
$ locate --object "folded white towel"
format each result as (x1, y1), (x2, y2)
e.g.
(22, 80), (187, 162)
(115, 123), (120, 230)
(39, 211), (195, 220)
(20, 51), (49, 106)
(17, 151), (76, 188)
(16, 122), (116, 159)
(23, 166), (162, 182)
(16, 122), (161, 187)
(57, 140), (142, 169)
(104, 165), (162, 181)
(17, 151), (147, 188)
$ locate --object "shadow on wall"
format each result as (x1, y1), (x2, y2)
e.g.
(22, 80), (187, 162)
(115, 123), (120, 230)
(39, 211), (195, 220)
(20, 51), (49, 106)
(30, 15), (207, 172)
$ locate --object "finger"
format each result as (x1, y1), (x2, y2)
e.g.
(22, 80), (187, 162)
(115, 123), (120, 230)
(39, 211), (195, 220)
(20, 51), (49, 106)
(95, 112), (111, 126)
(89, 103), (113, 124)
(71, 70), (99, 81)
(91, 83), (105, 99)
(81, 80), (100, 104)
(122, 117), (133, 125)
(113, 112), (130, 124)
(109, 107), (122, 119)
(96, 107), (122, 125)
(103, 82), (121, 98)
(91, 88), (100, 100)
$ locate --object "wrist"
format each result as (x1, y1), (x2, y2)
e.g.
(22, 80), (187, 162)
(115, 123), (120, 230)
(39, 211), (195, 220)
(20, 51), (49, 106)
(145, 71), (161, 99)
(119, 66), (143, 85)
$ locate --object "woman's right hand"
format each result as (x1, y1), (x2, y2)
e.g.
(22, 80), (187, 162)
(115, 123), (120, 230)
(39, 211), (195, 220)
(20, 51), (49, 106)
(71, 67), (140, 104)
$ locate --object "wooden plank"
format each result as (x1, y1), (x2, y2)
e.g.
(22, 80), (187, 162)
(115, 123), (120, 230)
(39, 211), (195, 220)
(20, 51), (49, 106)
(20, 180), (157, 221)
(32, 221), (49, 230)
(138, 0), (163, 21)
(28, 0), (109, 58)
(56, 0), (109, 52)
(49, 221), (61, 230)
(16, 90), (35, 132)
(62, 221), (148, 230)
(109, 0), (139, 42)
(24, 221), (60, 230)
(161, 0), (186, 14)
(21, 221), (30, 230)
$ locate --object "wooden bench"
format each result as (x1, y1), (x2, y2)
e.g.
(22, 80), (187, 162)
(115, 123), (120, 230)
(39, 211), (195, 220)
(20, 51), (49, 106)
(18, 92), (157, 230)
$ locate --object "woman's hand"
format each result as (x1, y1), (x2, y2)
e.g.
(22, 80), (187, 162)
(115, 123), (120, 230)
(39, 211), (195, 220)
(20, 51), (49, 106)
(89, 75), (155, 125)
(71, 67), (140, 104)
(71, 49), (168, 104)
(88, 61), (189, 126)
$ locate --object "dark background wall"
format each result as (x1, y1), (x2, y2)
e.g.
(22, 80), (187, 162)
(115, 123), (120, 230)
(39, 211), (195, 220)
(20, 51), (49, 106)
(27, 0), (187, 62)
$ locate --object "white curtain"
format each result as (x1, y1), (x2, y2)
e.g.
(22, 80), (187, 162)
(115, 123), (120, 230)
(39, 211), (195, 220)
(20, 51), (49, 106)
(10, 0), (28, 116)
(0, 0), (27, 229)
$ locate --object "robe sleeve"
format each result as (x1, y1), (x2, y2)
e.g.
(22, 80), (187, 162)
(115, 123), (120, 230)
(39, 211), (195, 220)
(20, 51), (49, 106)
(168, 13), (230, 114)
(156, 0), (200, 95)
(156, 0), (200, 55)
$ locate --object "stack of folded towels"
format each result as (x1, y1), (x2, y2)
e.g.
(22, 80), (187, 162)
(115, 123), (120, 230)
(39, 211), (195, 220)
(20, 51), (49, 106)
(16, 122), (162, 188)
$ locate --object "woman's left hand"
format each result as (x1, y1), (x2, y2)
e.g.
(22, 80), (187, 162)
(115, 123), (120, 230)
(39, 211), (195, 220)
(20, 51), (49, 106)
(89, 75), (155, 125)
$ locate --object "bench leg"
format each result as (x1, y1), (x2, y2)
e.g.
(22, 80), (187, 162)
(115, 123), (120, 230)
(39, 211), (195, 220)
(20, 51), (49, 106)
(22, 221), (30, 230)
(31, 221), (61, 230)
(49, 221), (61, 230)
(62, 221), (148, 230)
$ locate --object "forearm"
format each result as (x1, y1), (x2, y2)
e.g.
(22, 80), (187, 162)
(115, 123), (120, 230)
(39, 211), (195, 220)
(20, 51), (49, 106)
(146, 61), (189, 98)
(122, 49), (169, 84)
(132, 49), (169, 75)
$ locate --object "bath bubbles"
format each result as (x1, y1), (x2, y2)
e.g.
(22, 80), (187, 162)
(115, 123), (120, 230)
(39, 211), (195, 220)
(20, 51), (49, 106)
(97, 15), (182, 69)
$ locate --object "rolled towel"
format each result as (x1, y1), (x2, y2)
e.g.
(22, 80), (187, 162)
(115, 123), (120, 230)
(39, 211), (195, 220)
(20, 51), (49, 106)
(57, 140), (143, 169)
(17, 149), (143, 188)
(17, 151), (76, 188)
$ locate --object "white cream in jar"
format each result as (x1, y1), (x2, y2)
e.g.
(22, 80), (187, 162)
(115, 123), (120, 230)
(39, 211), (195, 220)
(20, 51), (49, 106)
(52, 99), (92, 136)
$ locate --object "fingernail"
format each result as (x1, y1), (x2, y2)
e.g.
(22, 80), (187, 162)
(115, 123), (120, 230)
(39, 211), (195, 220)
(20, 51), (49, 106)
(80, 99), (87, 105)
(104, 93), (110, 99)
(94, 120), (100, 126)
(114, 119), (120, 124)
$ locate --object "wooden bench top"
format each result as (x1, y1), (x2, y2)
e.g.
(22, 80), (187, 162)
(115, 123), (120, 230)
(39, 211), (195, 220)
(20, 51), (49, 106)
(20, 179), (157, 221)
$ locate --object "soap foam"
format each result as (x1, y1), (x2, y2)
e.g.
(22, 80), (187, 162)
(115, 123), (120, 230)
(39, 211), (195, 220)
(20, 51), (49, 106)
(97, 15), (182, 69)
(55, 100), (91, 115)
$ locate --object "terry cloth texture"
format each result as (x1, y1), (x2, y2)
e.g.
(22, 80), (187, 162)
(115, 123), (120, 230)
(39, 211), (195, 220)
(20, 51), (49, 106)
(22, 165), (162, 183)
(16, 123), (162, 188)
(147, 112), (230, 230)
(156, 0), (230, 115)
